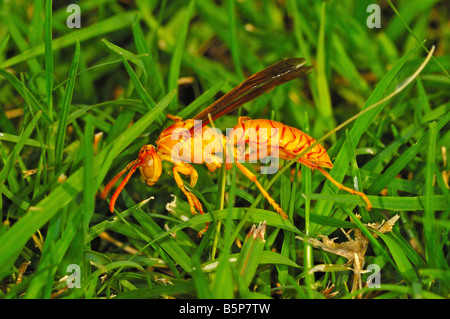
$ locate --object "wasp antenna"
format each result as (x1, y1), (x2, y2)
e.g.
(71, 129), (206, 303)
(101, 159), (140, 199)
(109, 161), (141, 213)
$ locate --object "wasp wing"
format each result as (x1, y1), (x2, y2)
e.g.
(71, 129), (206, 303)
(192, 58), (313, 126)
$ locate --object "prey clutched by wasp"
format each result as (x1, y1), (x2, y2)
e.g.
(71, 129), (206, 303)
(101, 58), (372, 236)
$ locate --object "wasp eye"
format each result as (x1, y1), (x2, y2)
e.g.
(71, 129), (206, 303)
(139, 145), (153, 156)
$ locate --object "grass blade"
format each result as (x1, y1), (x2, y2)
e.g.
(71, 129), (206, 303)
(0, 112), (41, 185)
(315, 2), (335, 137)
(168, 0), (196, 109)
(44, 0), (53, 120)
(132, 208), (194, 273)
(305, 194), (448, 211)
(423, 122), (447, 272)
(102, 39), (146, 75)
(235, 222), (266, 288)
(55, 40), (80, 173)
(0, 70), (51, 125)
(132, 15), (165, 97)
(227, 0), (244, 80)
(121, 56), (156, 110)
(376, 232), (418, 282)
(0, 34), (10, 55)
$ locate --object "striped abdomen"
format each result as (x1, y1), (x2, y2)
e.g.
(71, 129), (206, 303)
(231, 118), (333, 169)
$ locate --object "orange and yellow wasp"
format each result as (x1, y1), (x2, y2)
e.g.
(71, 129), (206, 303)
(101, 58), (372, 235)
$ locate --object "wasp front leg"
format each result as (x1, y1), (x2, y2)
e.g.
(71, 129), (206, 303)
(172, 163), (202, 213)
(172, 162), (209, 236)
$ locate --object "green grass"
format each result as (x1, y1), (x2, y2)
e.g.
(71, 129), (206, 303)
(0, 0), (449, 299)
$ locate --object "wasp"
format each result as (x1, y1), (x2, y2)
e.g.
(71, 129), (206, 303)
(101, 58), (372, 236)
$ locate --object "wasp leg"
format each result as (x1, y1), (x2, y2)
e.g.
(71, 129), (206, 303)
(172, 163), (209, 236)
(316, 167), (372, 210)
(233, 161), (288, 219)
(166, 114), (183, 122)
(204, 154), (222, 172)
(237, 116), (252, 124)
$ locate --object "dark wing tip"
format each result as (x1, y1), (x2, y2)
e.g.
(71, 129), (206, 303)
(283, 57), (307, 67)
(268, 58), (313, 83)
(278, 57), (314, 76)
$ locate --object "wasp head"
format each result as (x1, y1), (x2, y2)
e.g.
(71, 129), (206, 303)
(138, 144), (162, 186)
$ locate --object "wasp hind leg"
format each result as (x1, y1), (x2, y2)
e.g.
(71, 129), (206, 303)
(316, 167), (372, 210)
(234, 161), (288, 219)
